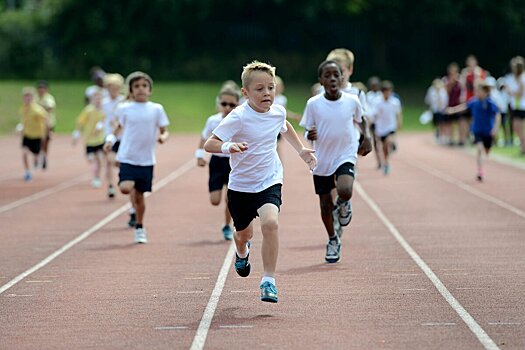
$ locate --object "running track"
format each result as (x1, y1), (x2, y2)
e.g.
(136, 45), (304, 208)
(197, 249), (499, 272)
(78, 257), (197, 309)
(0, 133), (523, 350)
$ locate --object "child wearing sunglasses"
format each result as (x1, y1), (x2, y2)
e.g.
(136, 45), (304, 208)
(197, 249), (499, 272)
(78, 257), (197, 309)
(196, 86), (241, 240)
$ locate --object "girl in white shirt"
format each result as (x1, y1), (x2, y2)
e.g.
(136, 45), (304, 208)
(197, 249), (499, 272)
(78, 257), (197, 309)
(507, 56), (525, 154)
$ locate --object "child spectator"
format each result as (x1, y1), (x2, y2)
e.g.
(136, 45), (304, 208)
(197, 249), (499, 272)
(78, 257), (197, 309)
(72, 90), (107, 189)
(369, 81), (403, 175)
(196, 86), (240, 241)
(425, 78), (449, 144)
(35, 80), (56, 169)
(443, 62), (463, 145)
(496, 77), (512, 146)
(447, 82), (501, 181)
(506, 56), (525, 155)
(17, 87), (49, 181)
(204, 61), (316, 303)
(300, 60), (372, 263)
(104, 72), (169, 244)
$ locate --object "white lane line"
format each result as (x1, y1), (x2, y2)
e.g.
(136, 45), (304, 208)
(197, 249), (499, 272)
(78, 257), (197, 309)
(0, 174), (89, 214)
(155, 326), (189, 330)
(184, 277), (211, 280)
(177, 291), (205, 294)
(0, 159), (195, 296)
(190, 242), (235, 350)
(488, 322), (521, 326)
(219, 325), (254, 329)
(405, 159), (525, 220)
(422, 322), (457, 326)
(355, 182), (500, 350)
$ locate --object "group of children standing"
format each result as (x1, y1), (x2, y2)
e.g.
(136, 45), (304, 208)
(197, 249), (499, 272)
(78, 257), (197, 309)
(425, 54), (525, 181)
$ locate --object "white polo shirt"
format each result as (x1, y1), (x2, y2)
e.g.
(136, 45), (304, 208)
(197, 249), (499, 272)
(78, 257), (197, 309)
(115, 101), (170, 166)
(202, 113), (229, 158)
(300, 92), (362, 176)
(212, 102), (287, 193)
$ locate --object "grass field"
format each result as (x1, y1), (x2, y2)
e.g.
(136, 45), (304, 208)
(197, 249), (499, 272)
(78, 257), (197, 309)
(0, 80), (429, 134)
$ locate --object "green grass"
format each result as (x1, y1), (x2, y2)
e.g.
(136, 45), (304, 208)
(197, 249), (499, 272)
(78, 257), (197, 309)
(491, 144), (525, 164)
(0, 80), (430, 136)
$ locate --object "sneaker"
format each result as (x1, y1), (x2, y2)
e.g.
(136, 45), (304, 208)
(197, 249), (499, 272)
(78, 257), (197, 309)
(260, 281), (278, 303)
(23, 171), (32, 182)
(325, 237), (341, 263)
(332, 206), (343, 238)
(476, 174), (483, 182)
(337, 199), (352, 227)
(107, 185), (116, 199)
(134, 227), (148, 244)
(234, 244), (251, 277)
(222, 225), (233, 240)
(91, 177), (102, 188)
(128, 213), (137, 227)
(383, 165), (390, 175)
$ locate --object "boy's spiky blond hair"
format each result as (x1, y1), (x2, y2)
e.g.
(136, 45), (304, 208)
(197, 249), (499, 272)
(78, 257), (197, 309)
(326, 48), (355, 69)
(241, 60), (276, 88)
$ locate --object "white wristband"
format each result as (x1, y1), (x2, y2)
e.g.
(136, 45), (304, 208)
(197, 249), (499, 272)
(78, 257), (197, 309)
(221, 142), (234, 154)
(195, 149), (205, 158)
(72, 130), (81, 139)
(105, 134), (117, 145)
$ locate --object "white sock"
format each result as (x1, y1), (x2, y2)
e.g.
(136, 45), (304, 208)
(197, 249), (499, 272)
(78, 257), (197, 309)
(129, 207), (136, 215)
(236, 244), (249, 258)
(261, 276), (275, 286)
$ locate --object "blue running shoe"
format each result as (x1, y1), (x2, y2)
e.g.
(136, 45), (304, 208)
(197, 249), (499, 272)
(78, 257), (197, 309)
(222, 225), (233, 240)
(260, 281), (278, 303)
(23, 171), (32, 182)
(234, 245), (251, 277)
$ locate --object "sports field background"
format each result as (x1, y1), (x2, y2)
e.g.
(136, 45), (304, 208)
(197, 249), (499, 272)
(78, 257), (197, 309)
(2, 80), (524, 164)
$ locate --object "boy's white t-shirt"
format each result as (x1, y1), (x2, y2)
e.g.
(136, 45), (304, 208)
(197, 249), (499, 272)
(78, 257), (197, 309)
(506, 73), (525, 110)
(212, 102), (287, 193)
(371, 96), (401, 137)
(115, 101), (170, 166)
(300, 92), (362, 176)
(202, 113), (229, 158)
(320, 83), (367, 115)
(102, 95), (126, 136)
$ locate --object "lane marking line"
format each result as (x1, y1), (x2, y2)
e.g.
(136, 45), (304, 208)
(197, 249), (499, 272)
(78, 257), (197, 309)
(155, 326), (189, 330)
(0, 159), (194, 296)
(488, 322), (521, 326)
(421, 322), (457, 326)
(190, 242), (235, 350)
(218, 325), (254, 329)
(177, 291), (205, 294)
(405, 159), (525, 220)
(355, 182), (500, 350)
(0, 174), (89, 214)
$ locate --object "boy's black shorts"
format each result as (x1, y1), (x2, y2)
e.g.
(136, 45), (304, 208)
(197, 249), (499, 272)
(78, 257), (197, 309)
(473, 133), (494, 150)
(22, 136), (42, 155)
(119, 162), (154, 193)
(227, 184), (282, 231)
(86, 143), (104, 155)
(379, 131), (396, 142)
(208, 155), (231, 192)
(513, 109), (525, 119)
(313, 162), (355, 195)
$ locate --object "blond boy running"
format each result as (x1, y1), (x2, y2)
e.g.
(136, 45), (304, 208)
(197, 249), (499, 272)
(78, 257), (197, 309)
(204, 61), (316, 303)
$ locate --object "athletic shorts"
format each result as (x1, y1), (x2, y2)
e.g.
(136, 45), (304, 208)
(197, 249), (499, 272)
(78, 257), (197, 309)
(119, 163), (154, 193)
(208, 155), (231, 192)
(111, 140), (120, 153)
(473, 133), (494, 150)
(513, 109), (525, 119)
(227, 184), (282, 231)
(379, 131), (396, 142)
(433, 112), (445, 125)
(86, 143), (104, 155)
(22, 137), (41, 155)
(313, 162), (355, 195)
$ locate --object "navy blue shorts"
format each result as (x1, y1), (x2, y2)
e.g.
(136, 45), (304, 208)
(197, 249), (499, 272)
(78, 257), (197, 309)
(119, 163), (154, 193)
(313, 162), (355, 195)
(208, 155), (231, 192)
(227, 184), (282, 231)
(473, 133), (494, 150)
(86, 143), (104, 155)
(22, 136), (41, 155)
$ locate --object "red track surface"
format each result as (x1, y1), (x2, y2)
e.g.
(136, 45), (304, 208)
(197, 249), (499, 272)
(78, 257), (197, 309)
(0, 133), (524, 350)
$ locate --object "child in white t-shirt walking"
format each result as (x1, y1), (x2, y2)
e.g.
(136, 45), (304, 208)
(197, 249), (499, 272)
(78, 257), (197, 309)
(370, 81), (402, 175)
(196, 86), (240, 240)
(104, 71), (169, 244)
(204, 61), (316, 303)
(300, 60), (372, 263)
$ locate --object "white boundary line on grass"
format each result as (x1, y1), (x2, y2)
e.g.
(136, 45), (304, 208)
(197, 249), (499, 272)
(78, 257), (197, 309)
(0, 174), (89, 214)
(0, 159), (194, 296)
(355, 182), (500, 350)
(190, 242), (235, 350)
(405, 159), (525, 220)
